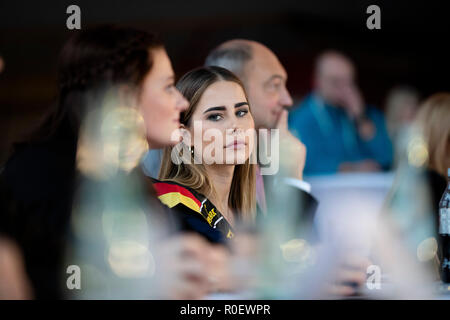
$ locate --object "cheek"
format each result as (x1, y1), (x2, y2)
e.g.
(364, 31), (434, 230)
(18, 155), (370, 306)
(258, 93), (278, 112)
(201, 122), (226, 145)
(139, 94), (179, 145)
(139, 91), (157, 121)
(242, 115), (255, 130)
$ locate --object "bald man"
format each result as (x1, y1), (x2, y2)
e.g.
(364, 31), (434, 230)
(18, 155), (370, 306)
(288, 50), (393, 175)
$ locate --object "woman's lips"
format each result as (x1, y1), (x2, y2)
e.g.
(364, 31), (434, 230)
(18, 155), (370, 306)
(225, 141), (246, 149)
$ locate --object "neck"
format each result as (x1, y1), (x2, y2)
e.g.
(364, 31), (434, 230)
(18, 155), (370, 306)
(204, 164), (235, 217)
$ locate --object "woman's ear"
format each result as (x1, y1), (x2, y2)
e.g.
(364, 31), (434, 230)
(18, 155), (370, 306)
(179, 124), (193, 147)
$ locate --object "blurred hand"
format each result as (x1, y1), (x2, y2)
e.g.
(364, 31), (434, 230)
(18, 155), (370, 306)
(154, 233), (212, 299)
(356, 117), (376, 141)
(0, 238), (32, 300)
(229, 233), (261, 292)
(275, 109), (306, 181)
(327, 254), (372, 297)
(154, 233), (233, 299)
(337, 85), (365, 120)
(336, 85), (376, 140)
(205, 244), (233, 293)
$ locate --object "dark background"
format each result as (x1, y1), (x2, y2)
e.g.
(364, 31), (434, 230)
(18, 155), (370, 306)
(1, 0), (450, 164)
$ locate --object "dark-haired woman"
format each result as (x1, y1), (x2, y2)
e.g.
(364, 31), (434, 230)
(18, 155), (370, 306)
(0, 26), (224, 299)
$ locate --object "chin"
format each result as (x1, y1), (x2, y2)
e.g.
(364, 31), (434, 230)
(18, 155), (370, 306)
(234, 151), (250, 165)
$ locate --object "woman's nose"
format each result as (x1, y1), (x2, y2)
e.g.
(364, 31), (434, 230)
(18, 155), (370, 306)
(230, 122), (243, 134)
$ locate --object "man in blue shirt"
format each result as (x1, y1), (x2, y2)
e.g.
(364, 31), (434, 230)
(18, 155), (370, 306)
(288, 50), (393, 175)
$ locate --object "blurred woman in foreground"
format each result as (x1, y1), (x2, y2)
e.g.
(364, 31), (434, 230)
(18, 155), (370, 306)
(0, 26), (227, 299)
(378, 93), (450, 296)
(415, 93), (450, 211)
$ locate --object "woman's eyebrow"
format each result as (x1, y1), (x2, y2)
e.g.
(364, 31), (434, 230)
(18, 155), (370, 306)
(204, 106), (226, 113)
(203, 102), (248, 114)
(235, 102), (249, 108)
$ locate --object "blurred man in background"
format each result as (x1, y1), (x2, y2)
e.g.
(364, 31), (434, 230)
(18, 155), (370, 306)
(288, 50), (393, 176)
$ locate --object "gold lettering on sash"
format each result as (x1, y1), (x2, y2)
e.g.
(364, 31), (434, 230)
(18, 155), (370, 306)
(206, 208), (217, 225)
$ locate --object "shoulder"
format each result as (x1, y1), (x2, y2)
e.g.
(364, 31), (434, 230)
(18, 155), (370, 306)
(151, 179), (205, 214)
(151, 179), (227, 244)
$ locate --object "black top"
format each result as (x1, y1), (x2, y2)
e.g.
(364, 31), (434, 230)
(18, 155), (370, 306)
(0, 119), (77, 299)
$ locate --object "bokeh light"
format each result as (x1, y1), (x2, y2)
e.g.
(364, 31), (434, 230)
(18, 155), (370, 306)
(107, 240), (155, 278)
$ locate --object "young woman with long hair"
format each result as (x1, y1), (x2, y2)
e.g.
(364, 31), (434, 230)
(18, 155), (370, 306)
(157, 66), (257, 241)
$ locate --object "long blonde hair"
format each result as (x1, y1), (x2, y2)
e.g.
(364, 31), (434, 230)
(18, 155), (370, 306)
(415, 92), (450, 177)
(159, 66), (256, 222)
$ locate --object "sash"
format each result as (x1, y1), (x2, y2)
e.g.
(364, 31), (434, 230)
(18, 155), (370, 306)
(153, 180), (234, 239)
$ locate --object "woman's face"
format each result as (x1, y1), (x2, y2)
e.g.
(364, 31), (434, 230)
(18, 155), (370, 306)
(137, 48), (188, 149)
(187, 80), (255, 165)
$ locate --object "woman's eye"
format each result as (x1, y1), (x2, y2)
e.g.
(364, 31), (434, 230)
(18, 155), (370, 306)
(236, 109), (248, 117)
(166, 84), (175, 91)
(207, 114), (223, 121)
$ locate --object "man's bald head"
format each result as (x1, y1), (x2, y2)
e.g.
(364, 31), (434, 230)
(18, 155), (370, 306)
(313, 50), (357, 106)
(204, 39), (254, 81)
(205, 39), (292, 129)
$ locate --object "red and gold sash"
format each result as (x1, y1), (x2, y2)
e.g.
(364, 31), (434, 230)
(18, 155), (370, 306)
(153, 180), (234, 239)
